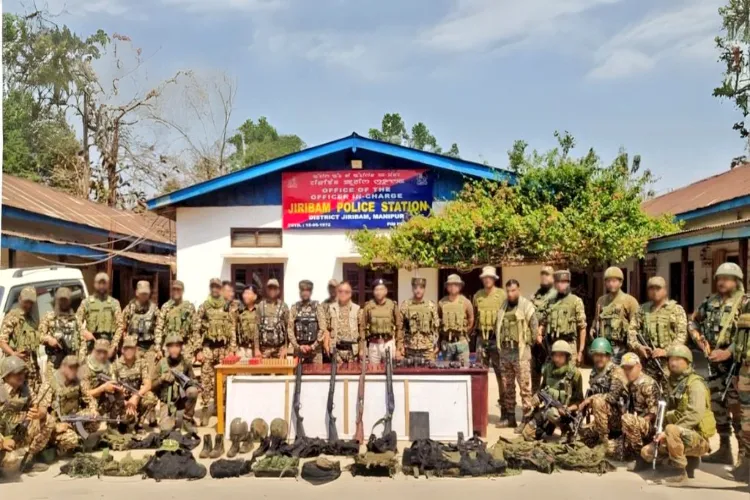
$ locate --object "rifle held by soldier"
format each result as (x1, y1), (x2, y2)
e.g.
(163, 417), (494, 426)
(171, 369), (204, 398)
(354, 353), (367, 443)
(292, 357), (305, 439)
(96, 373), (140, 396)
(326, 346), (338, 442)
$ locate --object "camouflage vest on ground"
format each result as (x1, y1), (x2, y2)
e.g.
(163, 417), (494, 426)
(541, 363), (577, 405)
(669, 372), (716, 439)
(641, 300), (679, 348)
(204, 300), (233, 343)
(259, 301), (285, 347)
(238, 307), (257, 346)
(128, 301), (158, 344)
(293, 301), (319, 345)
(403, 300), (434, 351)
(547, 294), (579, 341)
(165, 301), (192, 339)
(0, 383), (31, 436)
(367, 300), (395, 337)
(51, 371), (83, 417)
(589, 362), (618, 395)
(86, 296), (117, 339)
(114, 358), (145, 390)
(598, 292), (630, 342)
(157, 357), (189, 404)
(329, 302), (360, 344)
(475, 289), (504, 341)
(441, 298), (467, 340)
(700, 292), (743, 348)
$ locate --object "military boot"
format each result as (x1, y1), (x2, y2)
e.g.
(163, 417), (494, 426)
(685, 457), (700, 479)
(703, 436), (733, 465)
(199, 434), (213, 459)
(239, 435), (254, 455)
(200, 403), (216, 427)
(631, 457), (650, 472)
(227, 437), (241, 458)
(662, 463), (688, 486)
(209, 434), (225, 458)
(496, 408), (511, 428)
(731, 456), (749, 482)
(507, 414), (518, 431)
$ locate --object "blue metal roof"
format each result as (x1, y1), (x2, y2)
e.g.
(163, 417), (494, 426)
(146, 133), (515, 212)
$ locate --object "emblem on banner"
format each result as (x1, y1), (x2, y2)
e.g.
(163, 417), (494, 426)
(416, 172), (429, 186)
(287, 176), (298, 189)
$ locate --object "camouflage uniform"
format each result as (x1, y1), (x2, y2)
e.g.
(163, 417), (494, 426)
(111, 353), (158, 427)
(473, 287), (506, 396)
(153, 354), (198, 425)
(255, 299), (289, 359)
(586, 361), (629, 443)
(39, 309), (82, 381)
(0, 379), (53, 471)
(620, 372), (659, 459)
(733, 307), (750, 474)
(530, 286), (557, 392)
(438, 295), (473, 367)
(361, 298), (403, 364)
(115, 299), (159, 373)
(495, 297), (537, 414)
(191, 296), (237, 408)
(288, 300), (326, 363)
(0, 308), (41, 392)
(237, 304), (257, 358)
(155, 299), (195, 355)
(79, 354), (114, 416)
(628, 299), (687, 380)
(399, 298), (439, 362)
(524, 360), (584, 439)
(329, 302), (363, 363)
(76, 294), (123, 357)
(540, 293), (586, 365)
(593, 290), (639, 364)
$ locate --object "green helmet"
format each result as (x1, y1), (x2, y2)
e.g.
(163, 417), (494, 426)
(230, 418), (248, 440)
(589, 338), (613, 355)
(715, 262), (743, 280)
(604, 267), (624, 281)
(550, 340), (572, 356)
(250, 418), (269, 441)
(270, 418), (288, 440)
(1, 355), (27, 378)
(667, 345), (693, 363)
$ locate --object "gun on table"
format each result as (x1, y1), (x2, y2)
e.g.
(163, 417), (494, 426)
(354, 353), (367, 443)
(171, 369), (204, 398)
(371, 347), (395, 437)
(292, 357), (305, 439)
(326, 346), (338, 442)
(652, 400), (667, 469)
(96, 373), (141, 396)
(59, 414), (121, 439)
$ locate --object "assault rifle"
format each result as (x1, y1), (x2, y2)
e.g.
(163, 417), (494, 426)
(636, 333), (668, 384)
(538, 389), (571, 416)
(721, 332), (748, 403)
(354, 353), (367, 443)
(292, 357), (305, 438)
(59, 414), (121, 439)
(96, 373), (140, 396)
(371, 347), (394, 437)
(171, 369), (203, 398)
(326, 346), (338, 442)
(11, 385), (52, 472)
(652, 400), (667, 469)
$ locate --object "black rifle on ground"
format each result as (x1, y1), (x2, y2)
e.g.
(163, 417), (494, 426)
(97, 373), (140, 396)
(371, 347), (395, 437)
(292, 357), (305, 438)
(171, 369), (204, 398)
(326, 346), (338, 442)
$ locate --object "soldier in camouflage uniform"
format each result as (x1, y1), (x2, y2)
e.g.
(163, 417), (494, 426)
(438, 274), (474, 367)
(539, 270), (587, 366)
(361, 279), (403, 364)
(288, 280), (326, 363)
(400, 277), (439, 363)
(617, 353), (659, 461)
(733, 296), (750, 482)
(591, 267), (639, 365)
(640, 345), (716, 484)
(688, 262), (746, 464)
(495, 280), (537, 429)
(0, 287), (41, 392)
(322, 279), (339, 356)
(111, 336), (158, 428)
(329, 282), (363, 363)
(256, 279), (289, 359)
(155, 280), (195, 359)
(628, 276), (687, 383)
(473, 266), (506, 413)
(191, 278), (237, 425)
(238, 284), (259, 359)
(76, 272), (123, 358)
(530, 266), (557, 393)
(115, 280), (159, 372)
(80, 339), (119, 417)
(153, 335), (198, 433)
(576, 338), (629, 447)
(39, 287), (82, 381)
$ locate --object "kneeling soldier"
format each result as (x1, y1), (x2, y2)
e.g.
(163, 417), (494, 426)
(288, 280), (325, 363)
(80, 339), (119, 416)
(619, 353), (659, 461)
(153, 335), (199, 434)
(112, 336), (158, 429)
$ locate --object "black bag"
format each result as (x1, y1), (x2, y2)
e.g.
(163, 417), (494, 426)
(143, 449), (207, 481)
(210, 459), (252, 479)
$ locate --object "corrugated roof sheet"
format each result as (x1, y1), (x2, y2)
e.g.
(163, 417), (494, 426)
(2, 174), (174, 245)
(649, 217), (750, 242)
(642, 163), (750, 217)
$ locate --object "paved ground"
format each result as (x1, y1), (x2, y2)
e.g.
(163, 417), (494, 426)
(2, 368), (747, 498)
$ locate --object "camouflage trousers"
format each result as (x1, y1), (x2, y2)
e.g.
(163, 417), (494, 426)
(530, 343), (546, 393)
(259, 345), (285, 359)
(640, 424), (709, 468)
(708, 359), (741, 437)
(200, 344), (229, 406)
(0, 416), (54, 472)
(441, 337), (470, 367)
(405, 348), (435, 362)
(111, 391), (159, 427)
(587, 393), (622, 442)
(51, 408), (99, 454)
(498, 347), (532, 413)
(159, 386), (198, 427)
(294, 345), (323, 364)
(479, 340), (503, 403)
(621, 413), (652, 459)
(739, 360), (750, 458)
(368, 338), (395, 365)
(334, 344), (359, 363)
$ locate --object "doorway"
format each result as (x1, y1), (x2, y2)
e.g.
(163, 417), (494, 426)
(669, 260), (694, 312)
(342, 263), (398, 306)
(231, 263), (285, 297)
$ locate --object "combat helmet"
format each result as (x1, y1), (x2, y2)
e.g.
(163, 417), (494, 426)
(715, 262), (743, 281)
(230, 417), (248, 441)
(604, 267), (624, 281)
(270, 418), (288, 440)
(667, 344), (693, 363)
(250, 418), (269, 441)
(550, 340), (573, 356)
(589, 338), (613, 355)
(0, 355), (27, 378)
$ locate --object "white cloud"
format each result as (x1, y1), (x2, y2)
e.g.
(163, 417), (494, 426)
(160, 0), (286, 13)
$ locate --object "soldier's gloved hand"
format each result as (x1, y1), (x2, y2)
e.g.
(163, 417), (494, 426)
(162, 371), (175, 384)
(1, 437), (16, 451)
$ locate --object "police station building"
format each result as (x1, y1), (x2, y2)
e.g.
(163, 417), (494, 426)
(146, 133), (544, 306)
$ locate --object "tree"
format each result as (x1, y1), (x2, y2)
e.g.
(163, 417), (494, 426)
(350, 132), (679, 270)
(368, 112), (460, 156)
(227, 117), (305, 171)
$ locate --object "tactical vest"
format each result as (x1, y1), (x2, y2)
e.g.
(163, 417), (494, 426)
(441, 299), (466, 340)
(114, 359), (144, 390)
(204, 302), (232, 343)
(128, 302), (158, 345)
(86, 296), (117, 338)
(541, 363), (577, 404)
(294, 301), (319, 345)
(669, 373), (717, 439)
(547, 295), (579, 340)
(51, 371), (83, 417)
(598, 294), (629, 342)
(404, 301), (433, 336)
(589, 363), (616, 395)
(165, 301), (192, 339)
(85, 357), (110, 389)
(475, 290), (503, 340)
(259, 301), (285, 347)
(158, 357), (188, 404)
(498, 308), (521, 345)
(0, 383), (30, 435)
(368, 301), (395, 337)
(642, 301), (679, 348)
(701, 293), (742, 348)
(9, 312), (39, 353)
(330, 302), (360, 344)
(238, 307), (257, 346)
(532, 288), (556, 312)
(45, 313), (80, 358)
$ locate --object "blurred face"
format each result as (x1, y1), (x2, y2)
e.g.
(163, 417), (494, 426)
(242, 288), (257, 306)
(300, 288), (312, 301)
(123, 346), (136, 362)
(210, 284), (222, 298)
(623, 363), (642, 383)
(506, 283), (520, 302)
(4, 372), (25, 389)
(94, 349), (108, 363)
(592, 352), (609, 369)
(716, 276), (738, 295)
(647, 286), (667, 303)
(168, 344), (182, 358)
(20, 299), (34, 313)
(605, 278), (622, 294)
(327, 285), (337, 299)
(412, 284), (425, 300)
(172, 287), (184, 301)
(540, 272), (554, 287)
(136, 291), (150, 304)
(61, 364), (78, 382)
(57, 298), (71, 311)
(551, 352), (568, 368)
(668, 356), (689, 375)
(94, 280), (109, 295)
(481, 276), (495, 290)
(554, 280), (570, 295)
(337, 284), (352, 304)
(446, 283), (461, 296)
(373, 284), (387, 301)
(222, 285), (235, 301)
(266, 286), (280, 300)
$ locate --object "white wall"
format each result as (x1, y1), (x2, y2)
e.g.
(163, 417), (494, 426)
(502, 264), (543, 294)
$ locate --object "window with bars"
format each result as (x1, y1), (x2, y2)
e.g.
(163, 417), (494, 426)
(230, 228), (283, 248)
(342, 263), (398, 306)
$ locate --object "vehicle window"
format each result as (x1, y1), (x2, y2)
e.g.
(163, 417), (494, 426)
(5, 281), (85, 323)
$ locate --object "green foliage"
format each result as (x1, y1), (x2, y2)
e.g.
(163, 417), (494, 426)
(350, 133), (680, 270)
(227, 116), (305, 170)
(368, 112), (459, 156)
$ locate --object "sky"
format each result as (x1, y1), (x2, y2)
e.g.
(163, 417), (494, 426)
(4, 0), (744, 194)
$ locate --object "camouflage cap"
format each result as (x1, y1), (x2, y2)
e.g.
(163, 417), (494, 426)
(55, 287), (72, 300)
(94, 338), (111, 352)
(0, 356), (28, 378)
(604, 267), (624, 281)
(621, 352), (641, 367)
(553, 270), (571, 282)
(136, 280), (151, 295)
(122, 336), (138, 348)
(540, 265), (554, 276)
(19, 286), (37, 302)
(61, 355), (80, 368)
(298, 280), (313, 290)
(445, 274), (464, 286)
(267, 278), (280, 288)
(165, 334), (183, 346)
(158, 439), (180, 452)
(209, 277), (222, 288)
(647, 276), (666, 289)
(94, 272), (110, 283)
(327, 279), (339, 288)
(171, 280), (185, 290)
(411, 277), (427, 287)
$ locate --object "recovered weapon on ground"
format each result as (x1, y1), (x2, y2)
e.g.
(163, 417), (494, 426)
(567, 410), (586, 444)
(293, 357), (305, 438)
(354, 353), (367, 443)
(59, 414), (122, 439)
(326, 346), (338, 442)
(371, 347), (394, 437)
(171, 368), (204, 397)
(97, 373), (140, 396)
(652, 400), (667, 470)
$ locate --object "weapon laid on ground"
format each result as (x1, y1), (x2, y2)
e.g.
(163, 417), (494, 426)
(371, 347), (395, 437)
(59, 414), (122, 439)
(292, 357), (305, 439)
(171, 369), (204, 398)
(652, 400), (667, 470)
(326, 346), (338, 442)
(355, 353), (367, 443)
(97, 373), (140, 396)
(636, 333), (668, 384)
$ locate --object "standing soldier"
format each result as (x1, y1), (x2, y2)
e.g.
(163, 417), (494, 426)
(288, 280), (326, 363)
(733, 298), (750, 483)
(400, 277), (439, 363)
(79, 339), (118, 417)
(530, 266), (557, 392)
(191, 278), (237, 426)
(628, 276), (687, 383)
(155, 280), (195, 359)
(111, 336), (158, 429)
(591, 267), (639, 365)
(688, 262), (745, 464)
(255, 279), (289, 359)
(328, 282), (363, 363)
(322, 279), (339, 358)
(619, 353), (659, 463)
(473, 267), (506, 413)
(76, 272), (122, 358)
(640, 345), (716, 484)
(115, 281), (159, 371)
(438, 274), (474, 367)
(361, 279), (403, 364)
(540, 270), (587, 366)
(237, 284), (259, 359)
(39, 288), (82, 381)
(153, 335), (199, 434)
(222, 281), (238, 306)
(494, 279), (537, 429)
(0, 286), (41, 392)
